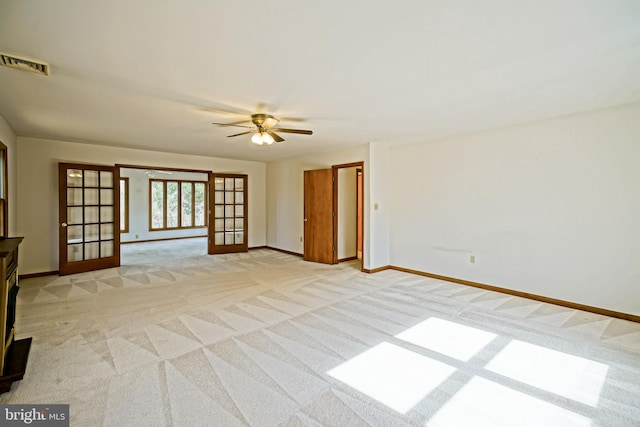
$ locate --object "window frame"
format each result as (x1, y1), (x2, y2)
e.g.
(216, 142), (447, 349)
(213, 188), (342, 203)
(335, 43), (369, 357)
(148, 178), (208, 231)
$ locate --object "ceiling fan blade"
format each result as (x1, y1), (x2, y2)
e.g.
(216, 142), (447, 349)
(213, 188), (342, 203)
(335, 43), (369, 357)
(212, 121), (254, 129)
(278, 117), (306, 122)
(225, 119), (253, 125)
(271, 128), (313, 135)
(201, 107), (252, 116)
(263, 117), (280, 129)
(227, 131), (253, 138)
(267, 132), (285, 142)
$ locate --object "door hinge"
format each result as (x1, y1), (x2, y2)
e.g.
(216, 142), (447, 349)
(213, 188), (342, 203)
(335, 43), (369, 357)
(332, 246), (335, 252)
(332, 175), (335, 182)
(332, 211), (335, 217)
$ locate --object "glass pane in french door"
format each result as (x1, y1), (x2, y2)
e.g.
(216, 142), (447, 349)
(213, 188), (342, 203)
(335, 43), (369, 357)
(59, 163), (120, 275)
(209, 173), (247, 254)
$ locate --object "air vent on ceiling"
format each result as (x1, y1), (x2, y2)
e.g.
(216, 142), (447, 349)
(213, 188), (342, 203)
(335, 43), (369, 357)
(0, 52), (49, 76)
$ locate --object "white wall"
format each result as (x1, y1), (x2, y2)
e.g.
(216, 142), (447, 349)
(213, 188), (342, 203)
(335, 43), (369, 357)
(0, 114), (18, 236)
(337, 167), (357, 259)
(16, 137), (266, 274)
(120, 168), (208, 243)
(266, 144), (373, 265)
(369, 143), (391, 269)
(390, 102), (640, 315)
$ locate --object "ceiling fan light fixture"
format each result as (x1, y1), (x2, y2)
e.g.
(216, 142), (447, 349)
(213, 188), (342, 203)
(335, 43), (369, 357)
(262, 132), (274, 145)
(251, 132), (264, 145)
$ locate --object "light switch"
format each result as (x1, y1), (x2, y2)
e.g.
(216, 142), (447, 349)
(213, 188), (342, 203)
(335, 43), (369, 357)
(374, 203), (379, 210)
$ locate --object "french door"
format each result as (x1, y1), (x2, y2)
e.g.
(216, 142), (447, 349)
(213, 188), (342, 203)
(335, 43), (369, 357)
(58, 163), (120, 275)
(208, 173), (248, 254)
(303, 168), (335, 264)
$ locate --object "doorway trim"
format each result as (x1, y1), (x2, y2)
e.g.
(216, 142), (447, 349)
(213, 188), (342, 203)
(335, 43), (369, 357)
(332, 161), (365, 270)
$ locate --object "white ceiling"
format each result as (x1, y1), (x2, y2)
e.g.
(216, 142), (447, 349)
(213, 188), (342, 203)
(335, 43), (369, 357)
(1, 1), (639, 163)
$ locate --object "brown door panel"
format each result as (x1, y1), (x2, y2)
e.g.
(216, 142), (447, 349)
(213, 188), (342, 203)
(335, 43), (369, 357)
(209, 173), (248, 254)
(304, 168), (334, 264)
(58, 163), (120, 275)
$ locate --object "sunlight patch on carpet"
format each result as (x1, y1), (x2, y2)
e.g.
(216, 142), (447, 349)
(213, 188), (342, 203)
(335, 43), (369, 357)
(428, 376), (592, 427)
(327, 342), (455, 413)
(396, 317), (497, 361)
(485, 340), (608, 406)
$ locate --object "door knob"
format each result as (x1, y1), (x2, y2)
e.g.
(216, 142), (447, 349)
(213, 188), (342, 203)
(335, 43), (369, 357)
(61, 223), (68, 228)
(303, 218), (308, 222)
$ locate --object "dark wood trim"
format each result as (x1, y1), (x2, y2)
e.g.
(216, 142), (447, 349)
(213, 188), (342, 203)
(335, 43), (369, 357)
(19, 271), (59, 280)
(121, 235), (207, 245)
(338, 256), (358, 263)
(356, 168), (363, 261)
(0, 141), (8, 238)
(389, 266), (640, 323)
(0, 200), (5, 239)
(266, 246), (304, 257)
(190, 182), (195, 227)
(248, 245), (268, 250)
(331, 167), (338, 264)
(363, 265), (391, 274)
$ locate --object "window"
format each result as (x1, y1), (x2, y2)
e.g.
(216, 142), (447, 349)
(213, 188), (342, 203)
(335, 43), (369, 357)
(149, 179), (207, 230)
(119, 178), (129, 233)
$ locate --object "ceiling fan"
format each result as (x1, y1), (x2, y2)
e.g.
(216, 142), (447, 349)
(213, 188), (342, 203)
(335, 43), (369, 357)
(212, 113), (313, 145)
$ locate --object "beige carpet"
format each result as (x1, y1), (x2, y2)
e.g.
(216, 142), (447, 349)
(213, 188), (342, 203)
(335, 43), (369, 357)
(2, 238), (639, 426)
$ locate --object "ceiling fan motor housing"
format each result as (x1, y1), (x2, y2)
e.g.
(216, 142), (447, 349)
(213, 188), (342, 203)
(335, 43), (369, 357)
(251, 114), (279, 130)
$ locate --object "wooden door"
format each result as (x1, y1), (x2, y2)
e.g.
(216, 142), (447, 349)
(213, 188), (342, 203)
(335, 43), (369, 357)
(304, 168), (335, 264)
(208, 173), (248, 254)
(59, 163), (120, 275)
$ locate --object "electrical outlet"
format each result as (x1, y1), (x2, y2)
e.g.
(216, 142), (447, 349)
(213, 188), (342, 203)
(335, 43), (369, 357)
(135, 234), (139, 239)
(470, 254), (476, 264)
